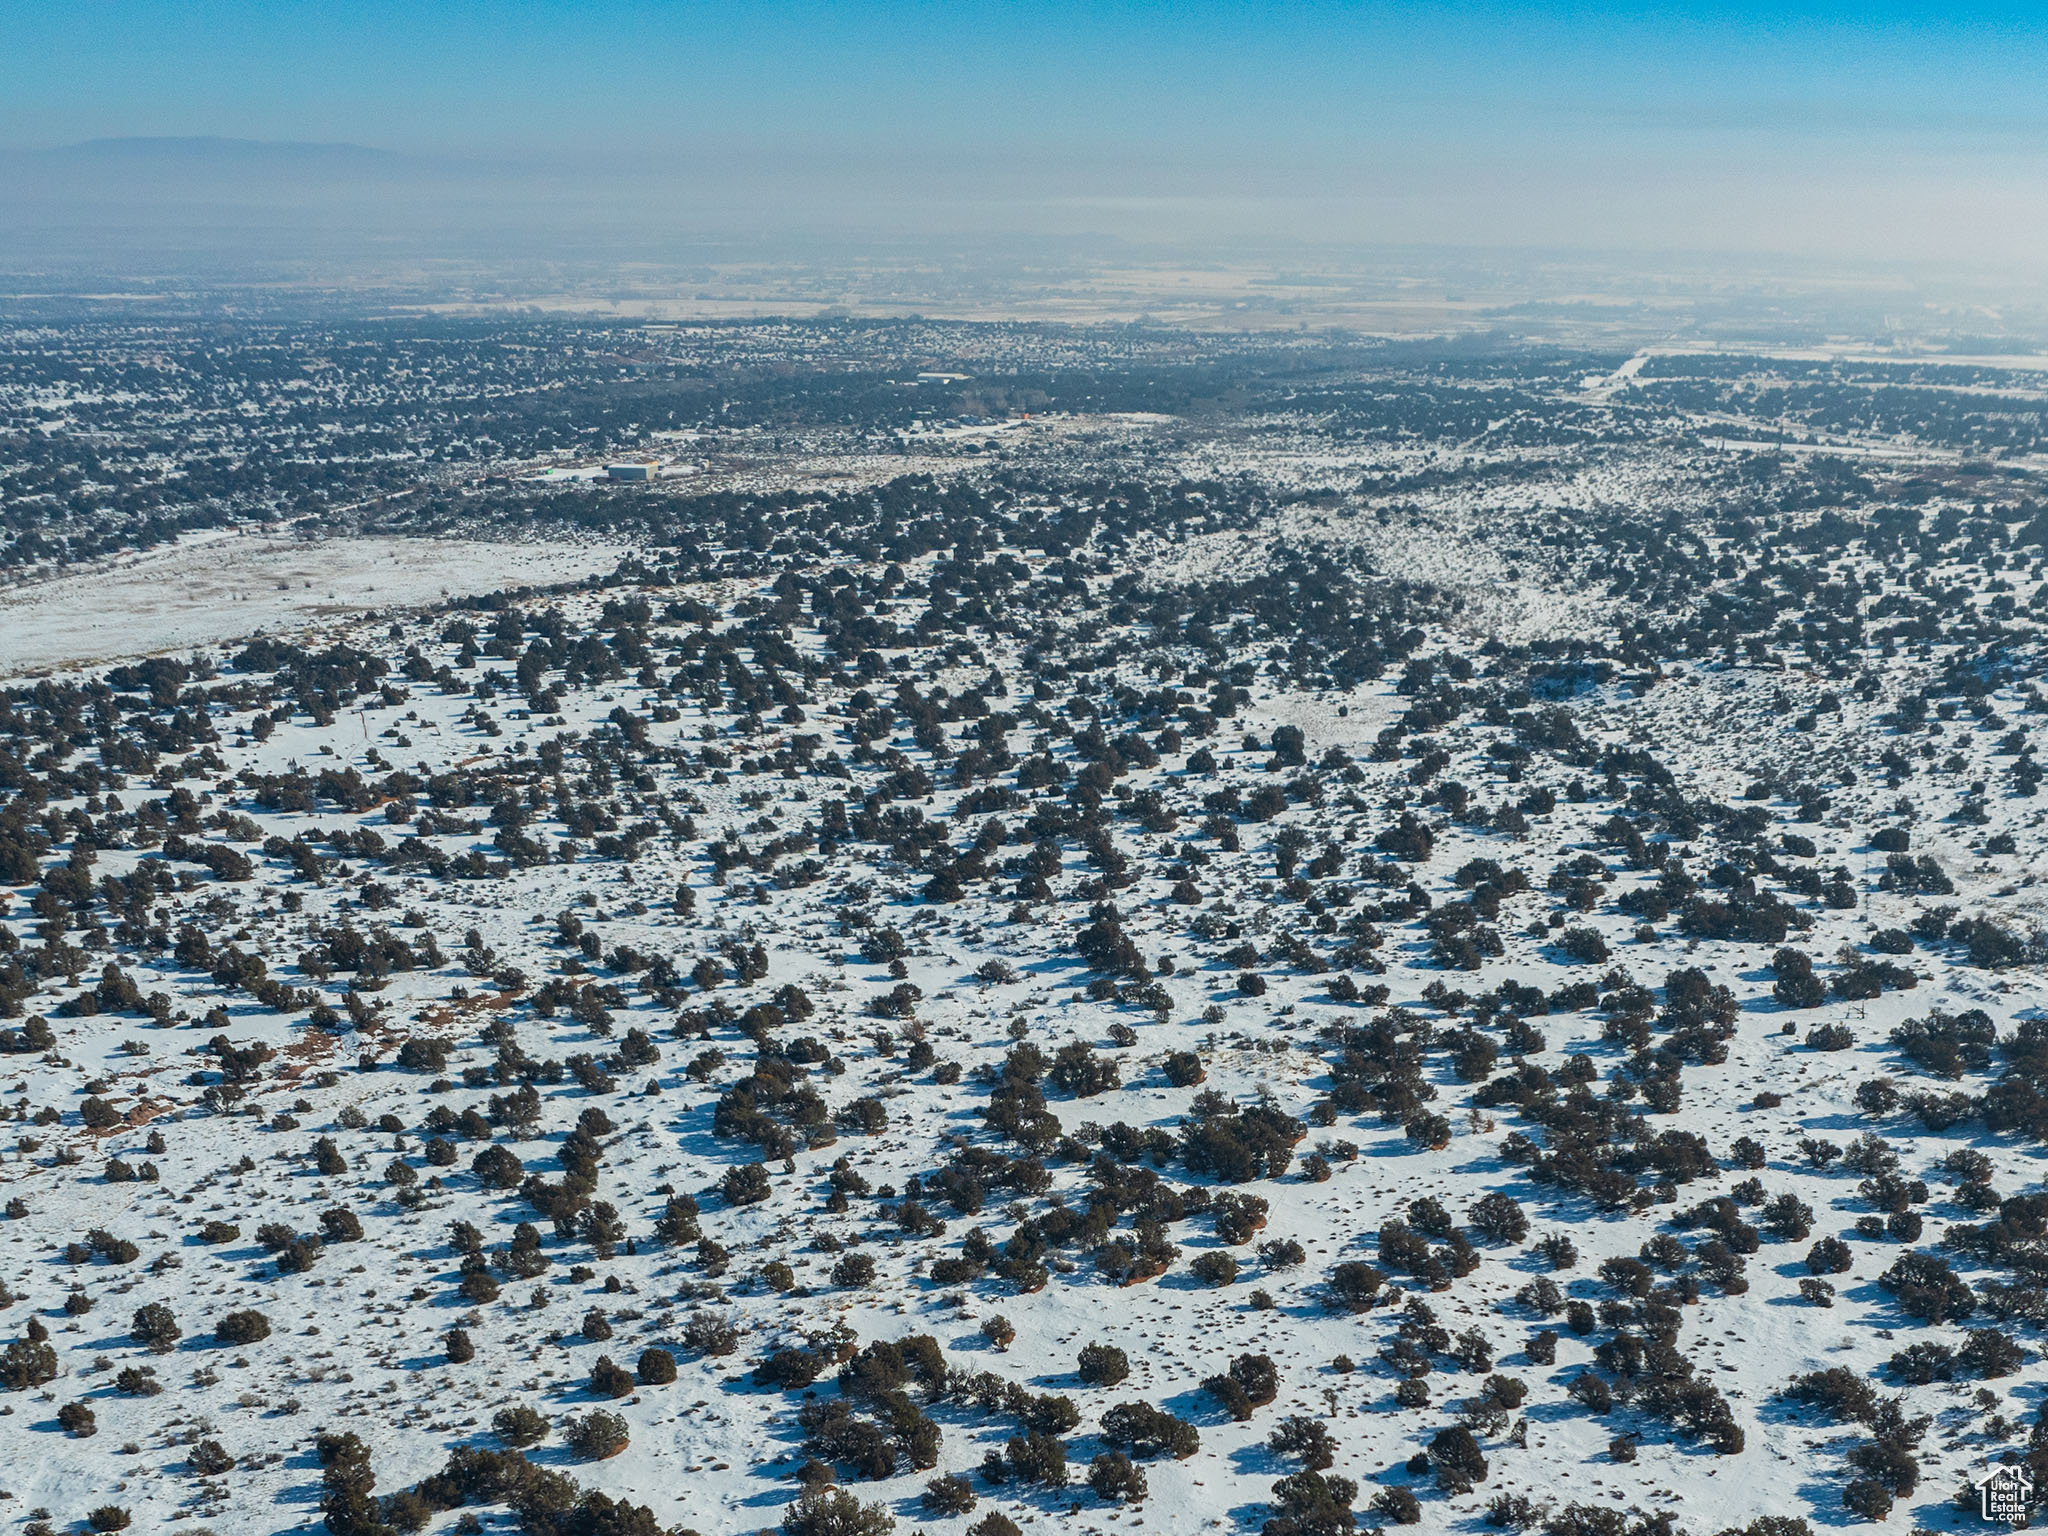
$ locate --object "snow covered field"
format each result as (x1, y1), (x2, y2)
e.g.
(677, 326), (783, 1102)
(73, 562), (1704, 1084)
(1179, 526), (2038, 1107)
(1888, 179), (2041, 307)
(0, 533), (630, 679)
(1, 337), (2047, 1536)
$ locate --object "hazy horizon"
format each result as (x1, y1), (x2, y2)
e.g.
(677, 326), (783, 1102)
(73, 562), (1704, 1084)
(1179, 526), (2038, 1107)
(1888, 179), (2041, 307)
(3, 3), (2047, 328)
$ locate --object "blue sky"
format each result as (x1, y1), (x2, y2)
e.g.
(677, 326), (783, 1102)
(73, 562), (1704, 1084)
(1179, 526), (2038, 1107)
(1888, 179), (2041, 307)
(3, 2), (2045, 264)
(6, 1), (2043, 156)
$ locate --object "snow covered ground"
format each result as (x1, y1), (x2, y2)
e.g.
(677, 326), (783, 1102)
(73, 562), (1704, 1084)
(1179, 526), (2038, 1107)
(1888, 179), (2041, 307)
(0, 533), (630, 679)
(1, 359), (2046, 1536)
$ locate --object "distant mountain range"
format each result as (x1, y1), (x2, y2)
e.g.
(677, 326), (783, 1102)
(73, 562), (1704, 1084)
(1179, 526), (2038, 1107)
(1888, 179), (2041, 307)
(5, 137), (414, 186)
(0, 135), (667, 278)
(40, 136), (403, 166)
(0, 137), (468, 272)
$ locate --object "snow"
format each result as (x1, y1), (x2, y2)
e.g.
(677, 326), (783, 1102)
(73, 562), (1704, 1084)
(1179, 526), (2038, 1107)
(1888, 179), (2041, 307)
(0, 533), (630, 679)
(2, 350), (2046, 1536)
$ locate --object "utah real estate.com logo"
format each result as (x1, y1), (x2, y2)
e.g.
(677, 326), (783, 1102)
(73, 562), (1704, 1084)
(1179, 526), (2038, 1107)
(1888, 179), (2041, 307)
(1978, 1464), (2035, 1526)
